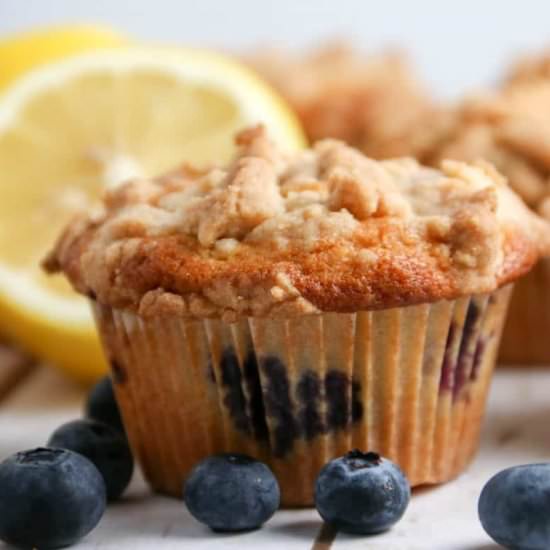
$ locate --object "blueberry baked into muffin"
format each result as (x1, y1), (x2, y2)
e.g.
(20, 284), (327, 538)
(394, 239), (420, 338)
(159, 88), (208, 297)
(45, 126), (549, 505)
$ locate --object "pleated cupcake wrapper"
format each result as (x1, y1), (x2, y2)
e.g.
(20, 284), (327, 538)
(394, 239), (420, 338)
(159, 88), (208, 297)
(500, 259), (550, 364)
(92, 284), (512, 507)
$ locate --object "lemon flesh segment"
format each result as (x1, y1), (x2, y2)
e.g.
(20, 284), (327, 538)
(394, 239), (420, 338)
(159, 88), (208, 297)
(0, 48), (306, 383)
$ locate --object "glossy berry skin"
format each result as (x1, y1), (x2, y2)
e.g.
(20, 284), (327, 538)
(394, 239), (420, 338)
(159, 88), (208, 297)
(48, 419), (134, 501)
(0, 447), (106, 549)
(183, 454), (280, 532)
(315, 450), (410, 534)
(479, 464), (550, 549)
(85, 376), (124, 433)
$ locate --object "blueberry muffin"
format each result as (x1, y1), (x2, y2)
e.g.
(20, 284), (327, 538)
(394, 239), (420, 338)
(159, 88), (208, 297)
(504, 49), (550, 86)
(422, 79), (550, 363)
(45, 126), (549, 506)
(246, 43), (449, 159)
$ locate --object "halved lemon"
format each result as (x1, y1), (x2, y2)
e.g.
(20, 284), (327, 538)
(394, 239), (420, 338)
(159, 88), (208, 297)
(0, 47), (306, 384)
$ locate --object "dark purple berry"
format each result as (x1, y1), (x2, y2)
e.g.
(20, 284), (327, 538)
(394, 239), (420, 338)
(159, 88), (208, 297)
(479, 463), (550, 549)
(315, 450), (410, 534)
(0, 447), (106, 548)
(48, 419), (133, 501)
(86, 376), (124, 432)
(183, 454), (280, 531)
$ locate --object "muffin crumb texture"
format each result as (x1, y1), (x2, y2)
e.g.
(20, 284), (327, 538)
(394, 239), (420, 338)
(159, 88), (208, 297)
(46, 126), (548, 319)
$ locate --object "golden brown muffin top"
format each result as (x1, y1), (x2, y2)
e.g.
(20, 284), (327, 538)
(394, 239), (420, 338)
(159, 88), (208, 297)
(45, 127), (549, 321)
(246, 43), (444, 159)
(424, 81), (550, 215)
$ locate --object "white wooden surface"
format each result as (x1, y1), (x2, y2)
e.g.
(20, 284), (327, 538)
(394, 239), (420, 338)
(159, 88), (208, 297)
(0, 366), (549, 550)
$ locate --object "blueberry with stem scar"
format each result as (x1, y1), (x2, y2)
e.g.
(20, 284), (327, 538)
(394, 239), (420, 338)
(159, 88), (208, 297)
(0, 447), (106, 549)
(315, 450), (410, 535)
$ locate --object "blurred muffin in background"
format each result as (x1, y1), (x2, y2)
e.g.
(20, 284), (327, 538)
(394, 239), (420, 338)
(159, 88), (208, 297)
(246, 42), (450, 159)
(424, 84), (550, 210)
(504, 49), (550, 86)
(420, 74), (550, 364)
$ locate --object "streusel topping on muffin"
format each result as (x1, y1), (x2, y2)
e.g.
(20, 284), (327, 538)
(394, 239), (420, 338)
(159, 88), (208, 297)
(45, 126), (549, 320)
(424, 82), (550, 214)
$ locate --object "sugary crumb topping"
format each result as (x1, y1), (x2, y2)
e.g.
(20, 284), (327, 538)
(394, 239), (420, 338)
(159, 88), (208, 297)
(424, 81), (550, 215)
(45, 126), (549, 319)
(246, 44), (550, 222)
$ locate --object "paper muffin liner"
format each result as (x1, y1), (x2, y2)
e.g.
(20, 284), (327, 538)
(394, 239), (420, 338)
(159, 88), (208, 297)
(500, 259), (550, 364)
(92, 284), (512, 507)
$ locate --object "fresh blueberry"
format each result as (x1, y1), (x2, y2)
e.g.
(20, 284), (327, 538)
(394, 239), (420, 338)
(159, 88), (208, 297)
(48, 419), (134, 501)
(183, 454), (280, 532)
(315, 450), (410, 534)
(86, 376), (124, 433)
(479, 463), (550, 549)
(0, 447), (106, 549)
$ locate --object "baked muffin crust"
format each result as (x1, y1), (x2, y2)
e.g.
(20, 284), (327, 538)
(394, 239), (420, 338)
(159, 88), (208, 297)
(45, 127), (549, 320)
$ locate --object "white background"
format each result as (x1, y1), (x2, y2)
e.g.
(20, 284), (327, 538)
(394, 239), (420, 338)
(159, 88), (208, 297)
(1, 0), (550, 98)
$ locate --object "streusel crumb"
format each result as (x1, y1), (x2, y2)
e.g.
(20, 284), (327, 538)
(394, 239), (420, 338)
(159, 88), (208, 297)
(45, 126), (549, 319)
(424, 82), (550, 214)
